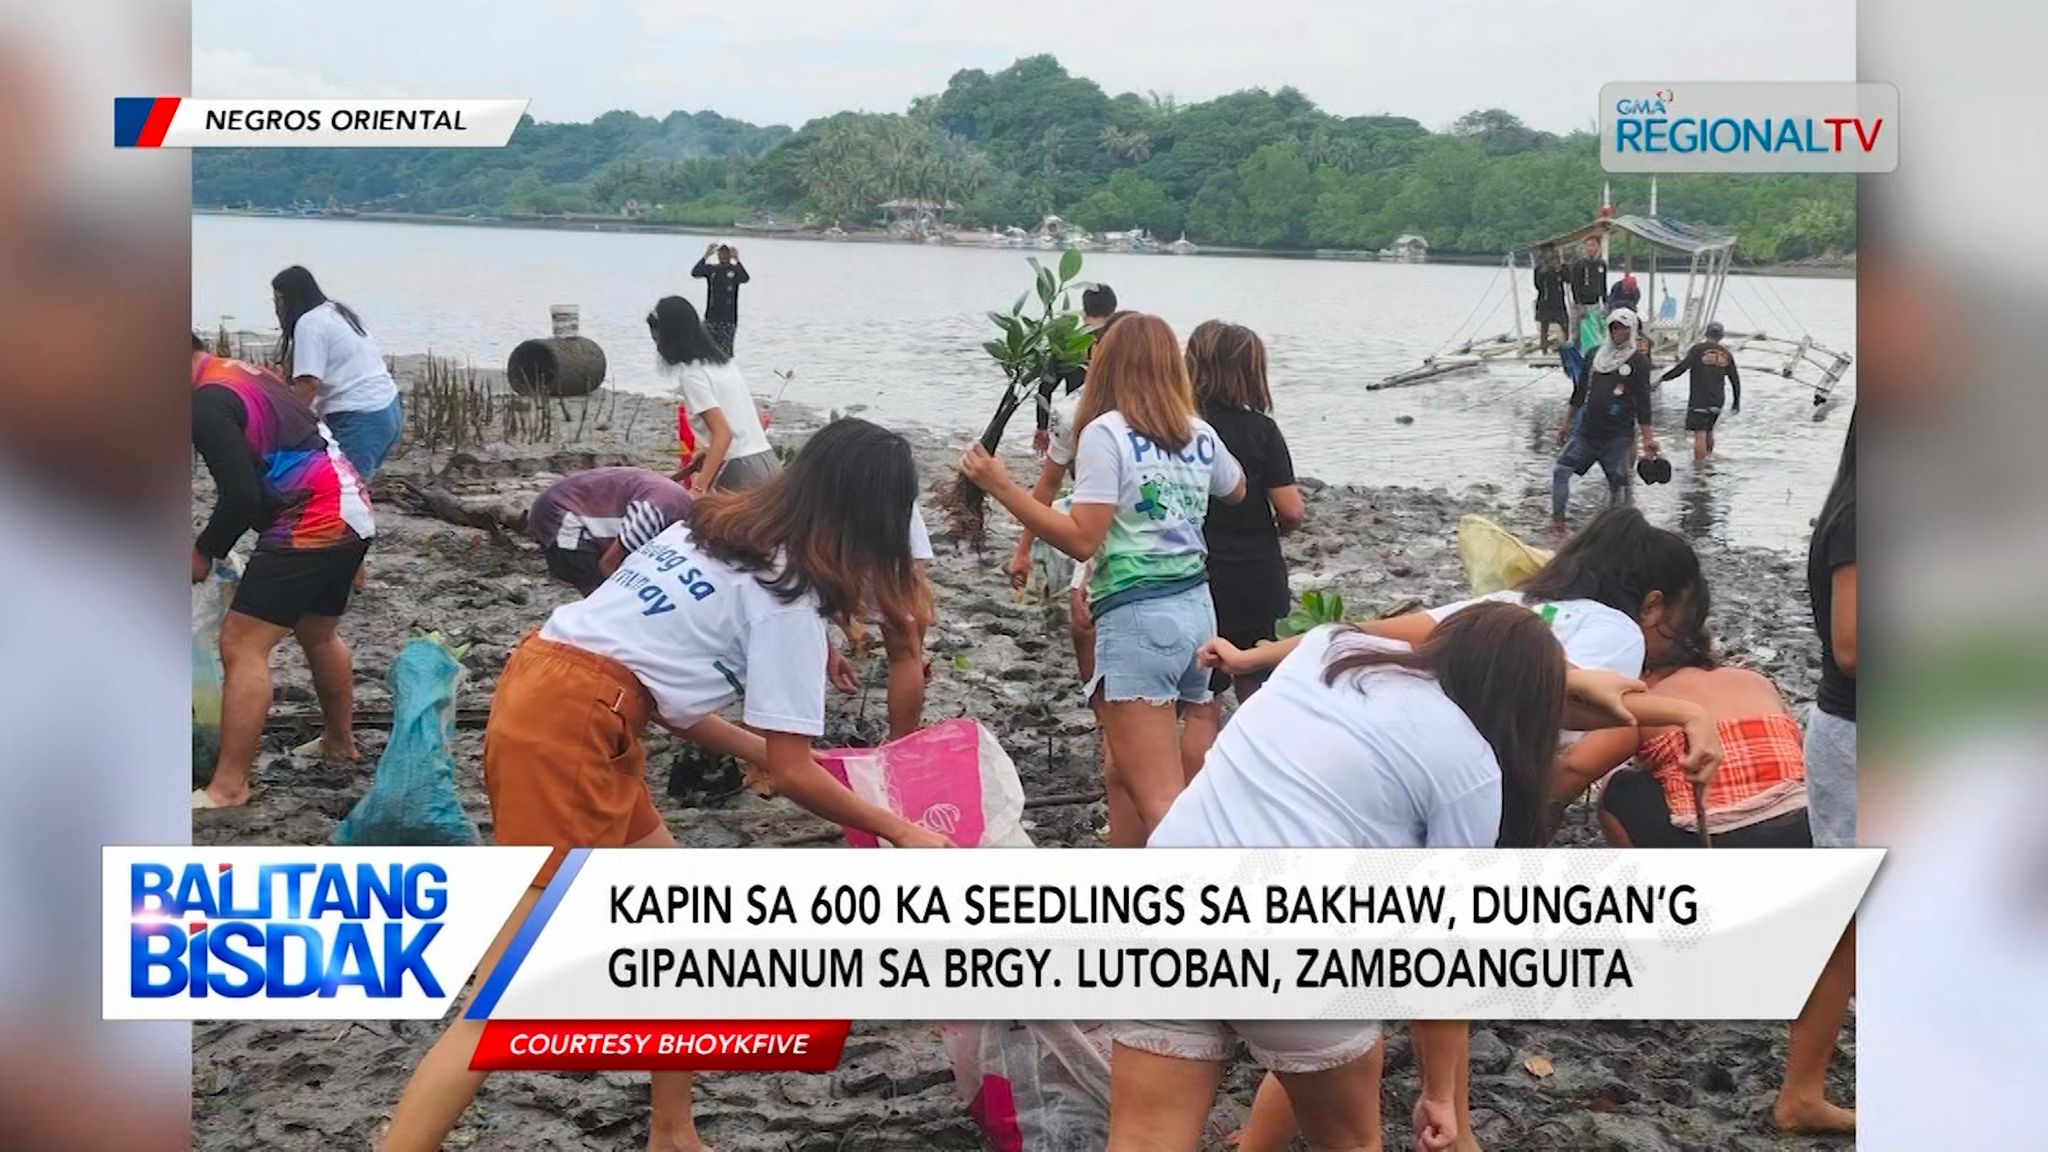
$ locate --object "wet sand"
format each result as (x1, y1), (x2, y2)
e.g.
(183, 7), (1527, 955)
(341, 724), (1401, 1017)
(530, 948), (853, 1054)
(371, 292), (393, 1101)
(192, 370), (1851, 1150)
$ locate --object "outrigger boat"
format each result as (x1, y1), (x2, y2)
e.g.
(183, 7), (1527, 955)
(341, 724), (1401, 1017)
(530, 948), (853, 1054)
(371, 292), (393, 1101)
(1373, 190), (1852, 415)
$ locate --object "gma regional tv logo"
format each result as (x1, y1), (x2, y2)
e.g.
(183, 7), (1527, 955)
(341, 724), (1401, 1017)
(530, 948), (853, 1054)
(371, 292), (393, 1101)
(103, 847), (545, 1020)
(1601, 82), (1898, 173)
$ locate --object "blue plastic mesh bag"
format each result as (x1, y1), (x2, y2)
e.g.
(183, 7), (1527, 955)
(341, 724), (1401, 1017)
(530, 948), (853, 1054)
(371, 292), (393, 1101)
(334, 635), (481, 846)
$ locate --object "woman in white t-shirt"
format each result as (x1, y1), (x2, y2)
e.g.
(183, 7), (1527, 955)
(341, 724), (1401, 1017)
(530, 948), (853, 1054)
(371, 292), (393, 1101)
(1202, 505), (1727, 1152)
(961, 313), (1246, 848)
(271, 265), (403, 480)
(382, 418), (947, 1152)
(1124, 602), (1653, 1152)
(650, 295), (778, 494)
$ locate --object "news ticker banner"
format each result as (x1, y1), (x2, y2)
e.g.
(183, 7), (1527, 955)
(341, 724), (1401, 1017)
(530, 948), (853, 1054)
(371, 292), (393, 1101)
(1601, 82), (1899, 173)
(107, 846), (1878, 1034)
(114, 98), (528, 148)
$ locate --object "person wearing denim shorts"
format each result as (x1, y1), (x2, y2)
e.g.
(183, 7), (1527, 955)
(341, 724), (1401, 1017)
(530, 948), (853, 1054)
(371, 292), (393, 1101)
(957, 314), (1246, 848)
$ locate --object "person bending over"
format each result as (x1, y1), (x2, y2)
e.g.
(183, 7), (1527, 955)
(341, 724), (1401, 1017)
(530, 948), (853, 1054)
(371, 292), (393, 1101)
(528, 466), (695, 596)
(190, 335), (375, 809)
(271, 264), (404, 481)
(380, 419), (947, 1152)
(1126, 604), (1653, 1152)
(651, 296), (778, 493)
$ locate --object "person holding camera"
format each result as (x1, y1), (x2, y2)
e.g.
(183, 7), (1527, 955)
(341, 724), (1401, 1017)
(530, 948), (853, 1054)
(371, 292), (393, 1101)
(689, 241), (749, 354)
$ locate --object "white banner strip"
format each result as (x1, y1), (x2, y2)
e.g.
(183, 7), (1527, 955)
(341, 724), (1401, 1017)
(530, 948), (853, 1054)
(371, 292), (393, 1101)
(159, 99), (528, 148)
(486, 848), (1882, 1023)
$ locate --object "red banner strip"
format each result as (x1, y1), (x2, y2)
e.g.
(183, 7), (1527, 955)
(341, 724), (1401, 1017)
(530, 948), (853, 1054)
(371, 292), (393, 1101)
(471, 1020), (851, 1072)
(138, 97), (180, 147)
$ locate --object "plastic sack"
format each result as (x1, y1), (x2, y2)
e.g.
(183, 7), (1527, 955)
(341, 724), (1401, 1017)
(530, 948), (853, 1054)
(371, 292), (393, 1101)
(191, 557), (242, 787)
(333, 634), (481, 846)
(1577, 306), (1608, 355)
(1456, 514), (1554, 597)
(819, 718), (1030, 848)
(939, 1021), (1112, 1152)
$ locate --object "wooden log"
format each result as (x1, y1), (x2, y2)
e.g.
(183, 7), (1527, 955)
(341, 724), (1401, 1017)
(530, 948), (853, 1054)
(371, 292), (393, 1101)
(506, 335), (607, 398)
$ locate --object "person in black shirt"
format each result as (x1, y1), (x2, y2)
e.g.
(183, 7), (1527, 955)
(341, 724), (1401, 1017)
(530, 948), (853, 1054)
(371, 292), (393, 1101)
(1532, 244), (1569, 353)
(1607, 270), (1641, 313)
(1553, 307), (1659, 527)
(689, 242), (749, 353)
(1178, 321), (1303, 774)
(1805, 410), (1856, 847)
(1566, 234), (1608, 343)
(1033, 283), (1118, 455)
(1660, 320), (1743, 461)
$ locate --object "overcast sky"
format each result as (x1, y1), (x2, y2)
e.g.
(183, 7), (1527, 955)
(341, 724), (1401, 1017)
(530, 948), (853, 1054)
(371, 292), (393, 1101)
(195, 0), (1854, 134)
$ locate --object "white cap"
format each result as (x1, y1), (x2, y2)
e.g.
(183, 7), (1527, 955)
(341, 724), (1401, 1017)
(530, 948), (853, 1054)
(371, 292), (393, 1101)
(1607, 307), (1640, 329)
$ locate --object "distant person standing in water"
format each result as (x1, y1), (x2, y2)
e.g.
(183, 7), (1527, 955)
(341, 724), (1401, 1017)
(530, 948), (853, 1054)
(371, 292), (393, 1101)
(690, 242), (749, 354)
(271, 265), (403, 481)
(1533, 244), (1569, 354)
(1661, 320), (1743, 462)
(1034, 283), (1118, 456)
(1567, 234), (1608, 344)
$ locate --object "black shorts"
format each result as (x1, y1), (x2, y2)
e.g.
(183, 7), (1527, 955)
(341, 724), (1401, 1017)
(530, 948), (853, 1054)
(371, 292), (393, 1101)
(1208, 562), (1289, 695)
(543, 546), (606, 597)
(1685, 407), (1722, 431)
(231, 541), (370, 628)
(1599, 768), (1812, 849)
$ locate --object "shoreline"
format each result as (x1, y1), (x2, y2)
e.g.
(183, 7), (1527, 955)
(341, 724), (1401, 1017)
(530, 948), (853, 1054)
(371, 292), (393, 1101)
(190, 371), (1850, 1150)
(191, 207), (1859, 279)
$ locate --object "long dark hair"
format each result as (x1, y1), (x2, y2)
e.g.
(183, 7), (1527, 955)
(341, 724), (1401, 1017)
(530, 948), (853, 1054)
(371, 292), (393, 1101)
(1815, 406), (1856, 551)
(688, 418), (915, 620)
(1519, 506), (1711, 667)
(648, 295), (731, 367)
(1321, 602), (1566, 848)
(271, 265), (365, 374)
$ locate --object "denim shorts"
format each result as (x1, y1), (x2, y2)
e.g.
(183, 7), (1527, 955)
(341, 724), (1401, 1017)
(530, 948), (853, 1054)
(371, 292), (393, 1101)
(324, 396), (404, 481)
(1803, 705), (1857, 847)
(1086, 583), (1215, 706)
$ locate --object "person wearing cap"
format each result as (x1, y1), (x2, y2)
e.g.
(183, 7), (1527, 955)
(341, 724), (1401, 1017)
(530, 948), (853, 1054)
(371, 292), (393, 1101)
(1660, 320), (1743, 462)
(1554, 307), (1659, 528)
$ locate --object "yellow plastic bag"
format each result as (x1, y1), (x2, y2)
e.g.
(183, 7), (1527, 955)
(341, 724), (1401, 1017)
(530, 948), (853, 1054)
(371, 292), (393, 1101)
(1457, 515), (1553, 597)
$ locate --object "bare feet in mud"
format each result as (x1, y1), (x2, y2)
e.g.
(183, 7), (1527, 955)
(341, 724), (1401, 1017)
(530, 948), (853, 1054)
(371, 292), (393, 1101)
(293, 734), (360, 764)
(648, 1132), (712, 1152)
(1772, 1093), (1856, 1134)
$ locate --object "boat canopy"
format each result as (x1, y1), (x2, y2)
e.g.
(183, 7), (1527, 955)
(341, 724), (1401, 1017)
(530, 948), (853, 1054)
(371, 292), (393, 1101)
(1525, 213), (1733, 257)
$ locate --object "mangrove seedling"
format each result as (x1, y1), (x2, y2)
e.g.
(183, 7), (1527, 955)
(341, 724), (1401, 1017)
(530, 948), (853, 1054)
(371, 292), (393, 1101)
(945, 248), (1096, 546)
(1276, 588), (1347, 639)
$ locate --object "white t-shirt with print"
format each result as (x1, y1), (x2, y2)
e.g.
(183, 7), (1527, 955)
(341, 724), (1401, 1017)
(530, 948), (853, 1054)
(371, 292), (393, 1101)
(674, 360), (772, 459)
(1425, 590), (1645, 677)
(290, 301), (400, 416)
(1150, 627), (1503, 849)
(1069, 410), (1244, 607)
(540, 524), (828, 735)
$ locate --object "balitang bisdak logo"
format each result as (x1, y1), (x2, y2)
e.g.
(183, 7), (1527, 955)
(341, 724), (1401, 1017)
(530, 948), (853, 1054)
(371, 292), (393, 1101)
(1600, 82), (1898, 174)
(103, 847), (546, 1020)
(128, 860), (447, 999)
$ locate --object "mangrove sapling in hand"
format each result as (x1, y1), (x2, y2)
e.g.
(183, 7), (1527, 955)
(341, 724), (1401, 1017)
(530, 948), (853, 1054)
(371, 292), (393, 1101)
(944, 249), (1095, 547)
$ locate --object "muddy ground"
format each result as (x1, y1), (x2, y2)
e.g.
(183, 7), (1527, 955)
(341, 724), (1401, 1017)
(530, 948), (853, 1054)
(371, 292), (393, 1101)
(192, 371), (1851, 1151)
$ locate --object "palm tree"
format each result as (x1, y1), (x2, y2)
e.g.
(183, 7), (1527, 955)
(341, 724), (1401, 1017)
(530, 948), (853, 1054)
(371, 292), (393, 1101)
(1099, 125), (1151, 165)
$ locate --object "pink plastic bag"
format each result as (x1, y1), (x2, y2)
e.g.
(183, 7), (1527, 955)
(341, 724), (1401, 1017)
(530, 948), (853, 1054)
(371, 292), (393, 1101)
(819, 719), (1030, 848)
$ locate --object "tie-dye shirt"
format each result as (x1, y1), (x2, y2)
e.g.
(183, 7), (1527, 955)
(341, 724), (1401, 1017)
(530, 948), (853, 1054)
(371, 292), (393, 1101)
(191, 354), (375, 556)
(1070, 410), (1244, 613)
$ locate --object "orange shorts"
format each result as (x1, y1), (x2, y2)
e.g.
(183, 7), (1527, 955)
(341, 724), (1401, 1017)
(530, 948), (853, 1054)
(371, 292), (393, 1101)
(483, 634), (663, 886)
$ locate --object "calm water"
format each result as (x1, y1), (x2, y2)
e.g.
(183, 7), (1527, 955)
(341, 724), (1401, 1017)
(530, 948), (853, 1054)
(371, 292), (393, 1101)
(193, 215), (1856, 552)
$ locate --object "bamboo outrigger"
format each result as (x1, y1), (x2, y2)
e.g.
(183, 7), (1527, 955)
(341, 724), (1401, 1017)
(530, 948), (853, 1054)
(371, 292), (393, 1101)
(1373, 193), (1852, 415)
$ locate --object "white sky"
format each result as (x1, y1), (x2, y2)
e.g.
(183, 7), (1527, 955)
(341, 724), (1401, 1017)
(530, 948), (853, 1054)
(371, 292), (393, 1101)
(194, 0), (1854, 133)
